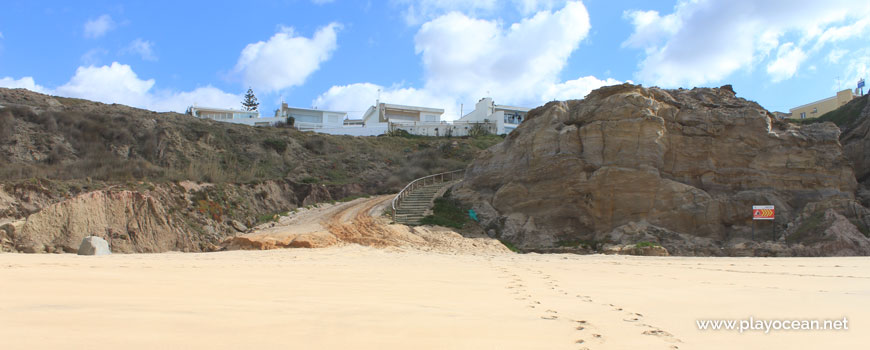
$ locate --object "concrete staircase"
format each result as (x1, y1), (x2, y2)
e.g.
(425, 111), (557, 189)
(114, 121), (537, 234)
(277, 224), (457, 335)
(393, 182), (453, 225)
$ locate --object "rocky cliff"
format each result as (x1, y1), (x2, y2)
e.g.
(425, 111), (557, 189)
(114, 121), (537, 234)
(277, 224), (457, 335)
(454, 84), (870, 256)
(834, 95), (870, 206)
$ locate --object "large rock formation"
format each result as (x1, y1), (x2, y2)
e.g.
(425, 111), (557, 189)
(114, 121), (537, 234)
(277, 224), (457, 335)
(834, 95), (870, 206)
(454, 84), (870, 256)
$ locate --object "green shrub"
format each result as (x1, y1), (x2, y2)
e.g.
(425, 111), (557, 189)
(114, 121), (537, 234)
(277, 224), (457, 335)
(500, 239), (521, 253)
(262, 139), (287, 153)
(255, 213), (279, 225)
(791, 210), (825, 243)
(419, 197), (469, 229)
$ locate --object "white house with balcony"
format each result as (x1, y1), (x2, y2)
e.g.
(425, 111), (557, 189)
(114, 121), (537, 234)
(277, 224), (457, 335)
(187, 106), (284, 126)
(457, 97), (530, 134)
(273, 103), (388, 136)
(361, 102), (444, 125)
(274, 103), (347, 130)
(361, 102), (445, 136)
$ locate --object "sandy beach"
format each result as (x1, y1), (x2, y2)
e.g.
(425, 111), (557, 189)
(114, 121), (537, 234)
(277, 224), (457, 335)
(1, 247), (867, 349)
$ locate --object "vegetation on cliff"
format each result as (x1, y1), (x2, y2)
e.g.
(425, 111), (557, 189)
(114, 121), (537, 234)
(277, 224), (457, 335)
(0, 88), (502, 253)
(0, 88), (502, 191)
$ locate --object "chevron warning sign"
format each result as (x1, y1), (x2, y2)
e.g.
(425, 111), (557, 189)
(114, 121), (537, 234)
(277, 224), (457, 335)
(753, 205), (775, 220)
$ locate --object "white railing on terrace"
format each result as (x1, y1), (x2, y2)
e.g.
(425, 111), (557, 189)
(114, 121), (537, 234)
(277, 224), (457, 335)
(391, 169), (464, 220)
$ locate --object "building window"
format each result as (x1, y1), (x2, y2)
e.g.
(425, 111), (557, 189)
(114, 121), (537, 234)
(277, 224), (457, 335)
(800, 112), (806, 119)
(812, 107), (818, 114)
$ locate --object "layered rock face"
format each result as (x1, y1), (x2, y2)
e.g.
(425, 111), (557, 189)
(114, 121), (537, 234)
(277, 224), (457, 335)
(836, 95), (870, 205)
(454, 84), (868, 255)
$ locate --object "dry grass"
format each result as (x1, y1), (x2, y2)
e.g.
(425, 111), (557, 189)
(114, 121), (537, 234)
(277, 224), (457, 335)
(0, 98), (503, 194)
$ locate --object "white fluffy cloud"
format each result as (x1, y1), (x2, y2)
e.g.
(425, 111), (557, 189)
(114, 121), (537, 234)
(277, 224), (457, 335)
(315, 1), (614, 121)
(623, 0), (870, 87)
(816, 18), (870, 47)
(621, 9), (679, 51)
(1, 62), (239, 113)
(845, 49), (870, 90)
(542, 76), (624, 102)
(234, 23), (340, 93)
(766, 43), (807, 82)
(123, 39), (157, 61)
(0, 76), (48, 93)
(415, 1), (589, 103)
(56, 63), (156, 107)
(83, 14), (115, 39)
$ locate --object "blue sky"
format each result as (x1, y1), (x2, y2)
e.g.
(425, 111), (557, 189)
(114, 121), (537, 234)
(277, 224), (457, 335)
(1, 0), (868, 119)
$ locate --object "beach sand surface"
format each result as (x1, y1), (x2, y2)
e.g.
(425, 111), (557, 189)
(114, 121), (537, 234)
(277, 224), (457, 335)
(1, 247), (867, 349)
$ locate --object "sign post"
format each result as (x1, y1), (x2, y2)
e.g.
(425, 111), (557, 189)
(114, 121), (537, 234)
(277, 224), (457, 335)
(859, 78), (865, 96)
(753, 205), (775, 241)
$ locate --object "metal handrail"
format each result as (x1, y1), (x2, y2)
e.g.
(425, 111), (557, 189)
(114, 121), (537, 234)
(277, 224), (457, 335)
(391, 169), (465, 221)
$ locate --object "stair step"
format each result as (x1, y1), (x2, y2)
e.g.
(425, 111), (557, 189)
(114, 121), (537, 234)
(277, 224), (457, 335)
(392, 178), (461, 224)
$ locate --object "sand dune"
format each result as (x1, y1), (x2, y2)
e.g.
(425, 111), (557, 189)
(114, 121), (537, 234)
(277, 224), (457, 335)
(1, 247), (867, 349)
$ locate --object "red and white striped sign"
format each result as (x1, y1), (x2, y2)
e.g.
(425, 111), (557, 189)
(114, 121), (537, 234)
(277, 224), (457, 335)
(753, 205), (775, 220)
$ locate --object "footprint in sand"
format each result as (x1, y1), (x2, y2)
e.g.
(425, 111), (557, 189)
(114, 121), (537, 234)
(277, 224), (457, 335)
(573, 320), (605, 348)
(576, 295), (593, 303)
(622, 312), (643, 322)
(640, 326), (682, 343)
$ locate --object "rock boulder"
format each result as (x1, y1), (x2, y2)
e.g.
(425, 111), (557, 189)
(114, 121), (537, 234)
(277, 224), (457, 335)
(77, 236), (112, 255)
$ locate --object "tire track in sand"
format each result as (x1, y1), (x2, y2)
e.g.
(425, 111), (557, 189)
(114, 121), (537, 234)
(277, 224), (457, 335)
(324, 195), (424, 248)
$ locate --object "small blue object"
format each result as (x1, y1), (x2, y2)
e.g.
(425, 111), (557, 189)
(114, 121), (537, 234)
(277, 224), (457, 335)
(468, 209), (479, 222)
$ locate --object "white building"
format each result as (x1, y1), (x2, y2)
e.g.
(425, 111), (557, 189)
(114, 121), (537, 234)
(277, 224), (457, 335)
(187, 106), (284, 126)
(273, 103), (385, 136)
(457, 97), (530, 134)
(359, 102), (446, 136)
(362, 102), (443, 125)
(274, 103), (347, 130)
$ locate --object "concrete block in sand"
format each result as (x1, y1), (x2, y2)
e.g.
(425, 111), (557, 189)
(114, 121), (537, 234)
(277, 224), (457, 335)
(77, 236), (112, 256)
